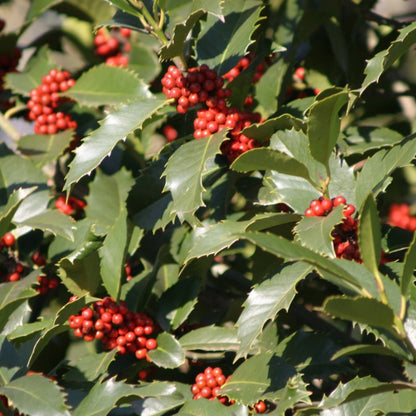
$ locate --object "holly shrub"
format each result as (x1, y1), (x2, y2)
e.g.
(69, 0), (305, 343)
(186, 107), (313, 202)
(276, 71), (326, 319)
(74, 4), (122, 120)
(2, 0), (416, 415)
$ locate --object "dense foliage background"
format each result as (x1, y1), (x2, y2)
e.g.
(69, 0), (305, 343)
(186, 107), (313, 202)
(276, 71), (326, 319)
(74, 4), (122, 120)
(2, 0), (416, 414)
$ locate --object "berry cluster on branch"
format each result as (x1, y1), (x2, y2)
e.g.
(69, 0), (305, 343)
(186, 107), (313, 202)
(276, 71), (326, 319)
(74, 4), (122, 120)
(161, 62), (263, 162)
(68, 297), (158, 360)
(191, 366), (232, 403)
(94, 27), (131, 67)
(305, 196), (361, 262)
(27, 69), (77, 135)
(55, 194), (86, 218)
(388, 203), (416, 232)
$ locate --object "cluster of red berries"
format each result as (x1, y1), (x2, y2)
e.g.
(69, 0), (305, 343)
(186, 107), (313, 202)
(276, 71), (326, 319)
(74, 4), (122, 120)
(387, 203), (416, 232)
(0, 233), (25, 283)
(94, 27), (131, 67)
(161, 62), (263, 162)
(55, 194), (86, 218)
(27, 69), (77, 135)
(68, 296), (158, 360)
(191, 366), (232, 403)
(305, 196), (361, 262)
(285, 66), (321, 101)
(222, 52), (269, 83)
(162, 64), (231, 114)
(31, 251), (60, 294)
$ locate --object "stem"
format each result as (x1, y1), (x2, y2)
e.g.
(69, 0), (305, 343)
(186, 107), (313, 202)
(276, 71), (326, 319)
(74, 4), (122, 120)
(374, 269), (389, 304)
(0, 112), (20, 141)
(394, 317), (416, 363)
(399, 294), (407, 321)
(134, 0), (168, 44)
(4, 104), (27, 119)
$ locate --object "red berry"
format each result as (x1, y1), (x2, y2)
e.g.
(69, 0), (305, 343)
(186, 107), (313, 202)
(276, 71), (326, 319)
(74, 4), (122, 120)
(145, 338), (157, 350)
(2, 232), (15, 246)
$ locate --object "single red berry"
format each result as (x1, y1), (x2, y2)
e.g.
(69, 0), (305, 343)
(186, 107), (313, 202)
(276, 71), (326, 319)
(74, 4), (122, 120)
(2, 232), (15, 246)
(254, 400), (267, 413)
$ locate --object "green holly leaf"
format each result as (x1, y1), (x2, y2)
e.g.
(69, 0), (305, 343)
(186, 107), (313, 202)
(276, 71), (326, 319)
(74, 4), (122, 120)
(160, 10), (206, 61)
(307, 89), (348, 169)
(157, 276), (201, 331)
(99, 209), (128, 300)
(358, 194), (382, 276)
(17, 131), (75, 167)
(64, 97), (168, 191)
(354, 132), (416, 210)
(257, 171), (321, 213)
(294, 205), (344, 256)
(162, 130), (227, 224)
(220, 351), (297, 404)
(401, 232), (416, 297)
(360, 20), (416, 94)
(242, 115), (305, 142)
(323, 296), (395, 330)
(0, 187), (37, 238)
(25, 0), (61, 22)
(72, 377), (137, 416)
(236, 262), (312, 360)
(231, 147), (314, 185)
(147, 332), (185, 369)
(196, 0), (264, 75)
(65, 64), (152, 107)
(179, 326), (240, 351)
(0, 374), (71, 416)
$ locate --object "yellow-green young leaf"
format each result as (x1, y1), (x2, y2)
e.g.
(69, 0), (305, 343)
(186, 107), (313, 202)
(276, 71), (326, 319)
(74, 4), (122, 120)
(294, 205), (344, 257)
(360, 20), (416, 94)
(64, 98), (168, 191)
(162, 130), (227, 223)
(5, 45), (55, 95)
(236, 262), (312, 360)
(307, 89), (348, 169)
(147, 332), (185, 369)
(0, 374), (70, 416)
(323, 296), (395, 330)
(179, 326), (240, 351)
(358, 193), (381, 275)
(196, 0), (264, 75)
(54, 294), (99, 325)
(401, 231), (416, 296)
(65, 64), (152, 107)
